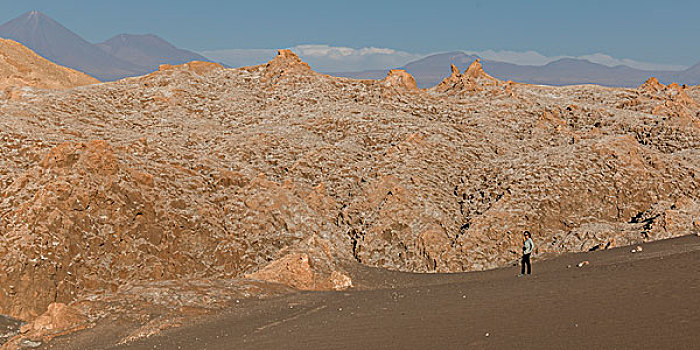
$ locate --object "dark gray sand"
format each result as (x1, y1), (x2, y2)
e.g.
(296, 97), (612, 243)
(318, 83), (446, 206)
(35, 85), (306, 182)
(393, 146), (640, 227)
(42, 235), (700, 350)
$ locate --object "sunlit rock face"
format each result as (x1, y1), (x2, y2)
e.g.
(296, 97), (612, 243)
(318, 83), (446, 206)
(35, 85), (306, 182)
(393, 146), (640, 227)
(0, 49), (698, 320)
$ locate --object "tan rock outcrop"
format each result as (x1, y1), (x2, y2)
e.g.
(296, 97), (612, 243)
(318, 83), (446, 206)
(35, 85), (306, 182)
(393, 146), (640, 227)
(156, 61), (224, 76)
(638, 77), (665, 93)
(20, 303), (86, 334)
(432, 59), (502, 94)
(464, 58), (497, 81)
(625, 77), (700, 126)
(0, 47), (698, 328)
(382, 69), (418, 90)
(261, 49), (312, 81)
(0, 38), (98, 91)
(433, 64), (463, 91)
(246, 252), (352, 291)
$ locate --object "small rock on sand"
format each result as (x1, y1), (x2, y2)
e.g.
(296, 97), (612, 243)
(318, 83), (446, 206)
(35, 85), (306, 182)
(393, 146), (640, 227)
(577, 261), (589, 268)
(20, 339), (42, 348)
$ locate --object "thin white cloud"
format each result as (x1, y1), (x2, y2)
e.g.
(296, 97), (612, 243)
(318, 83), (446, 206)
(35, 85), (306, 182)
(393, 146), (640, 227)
(293, 44), (403, 58)
(201, 45), (424, 72)
(290, 44), (423, 72)
(200, 45), (688, 73)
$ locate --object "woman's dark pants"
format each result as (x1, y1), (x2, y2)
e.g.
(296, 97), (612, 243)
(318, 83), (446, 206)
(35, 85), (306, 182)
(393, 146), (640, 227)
(521, 253), (531, 275)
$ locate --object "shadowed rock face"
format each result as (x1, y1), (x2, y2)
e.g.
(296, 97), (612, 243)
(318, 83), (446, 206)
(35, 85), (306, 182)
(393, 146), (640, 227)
(0, 50), (699, 320)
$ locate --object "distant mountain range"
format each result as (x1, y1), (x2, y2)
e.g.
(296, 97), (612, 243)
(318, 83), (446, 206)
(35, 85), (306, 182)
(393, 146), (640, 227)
(96, 34), (210, 71)
(333, 52), (700, 88)
(2, 11), (698, 87)
(0, 11), (209, 81)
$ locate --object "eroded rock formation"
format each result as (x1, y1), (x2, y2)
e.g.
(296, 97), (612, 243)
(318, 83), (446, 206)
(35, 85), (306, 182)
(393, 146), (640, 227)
(382, 69), (418, 90)
(0, 50), (698, 325)
(432, 59), (503, 94)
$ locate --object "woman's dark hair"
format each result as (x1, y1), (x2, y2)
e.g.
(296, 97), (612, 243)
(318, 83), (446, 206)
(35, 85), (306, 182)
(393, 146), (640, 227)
(523, 231), (531, 238)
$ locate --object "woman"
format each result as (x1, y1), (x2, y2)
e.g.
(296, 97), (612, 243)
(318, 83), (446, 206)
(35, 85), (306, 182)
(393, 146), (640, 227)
(521, 231), (533, 275)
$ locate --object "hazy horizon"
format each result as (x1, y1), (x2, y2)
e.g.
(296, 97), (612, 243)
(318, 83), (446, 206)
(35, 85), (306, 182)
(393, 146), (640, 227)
(200, 45), (692, 73)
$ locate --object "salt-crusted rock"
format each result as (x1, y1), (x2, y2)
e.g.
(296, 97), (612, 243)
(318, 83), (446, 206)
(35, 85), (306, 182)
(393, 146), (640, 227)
(0, 47), (697, 323)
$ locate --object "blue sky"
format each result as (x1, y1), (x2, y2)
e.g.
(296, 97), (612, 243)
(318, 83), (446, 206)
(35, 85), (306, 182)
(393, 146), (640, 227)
(1, 0), (699, 68)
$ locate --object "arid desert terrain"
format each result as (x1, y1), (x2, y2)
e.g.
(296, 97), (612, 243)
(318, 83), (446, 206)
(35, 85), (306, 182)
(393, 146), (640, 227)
(0, 39), (698, 349)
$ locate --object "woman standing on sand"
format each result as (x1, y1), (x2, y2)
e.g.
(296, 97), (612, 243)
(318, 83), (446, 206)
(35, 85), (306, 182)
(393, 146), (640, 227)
(521, 231), (534, 276)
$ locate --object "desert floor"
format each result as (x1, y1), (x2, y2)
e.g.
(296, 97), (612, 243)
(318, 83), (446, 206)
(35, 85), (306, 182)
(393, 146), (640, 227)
(41, 234), (700, 350)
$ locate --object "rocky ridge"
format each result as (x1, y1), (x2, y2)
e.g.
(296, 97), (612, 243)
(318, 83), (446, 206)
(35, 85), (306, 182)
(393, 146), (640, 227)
(0, 50), (698, 343)
(0, 38), (98, 97)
